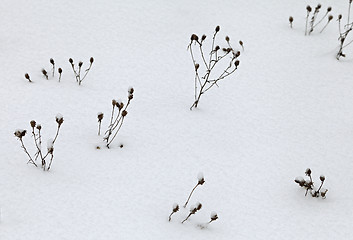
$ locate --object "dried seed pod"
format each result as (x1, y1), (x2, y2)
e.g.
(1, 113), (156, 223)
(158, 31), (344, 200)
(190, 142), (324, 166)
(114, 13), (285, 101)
(320, 175), (325, 182)
(112, 99), (117, 106)
(30, 120), (36, 128)
(196, 202), (202, 211)
(36, 124), (42, 130)
(50, 58), (55, 65)
(215, 45), (220, 51)
(78, 61), (83, 68)
(327, 6), (332, 12)
(234, 60), (240, 67)
(58, 68), (62, 74)
(306, 5), (312, 12)
(215, 25), (220, 32)
(289, 16), (293, 23)
(42, 69), (48, 79)
(195, 63), (199, 71)
(197, 172), (205, 185)
(25, 73), (31, 82)
(338, 14), (342, 20)
(90, 57), (94, 63)
(69, 58), (73, 64)
(201, 34), (206, 41)
(128, 87), (134, 94)
(210, 212), (218, 221)
(122, 110), (128, 117)
(328, 15), (333, 21)
(305, 168), (311, 176)
(97, 112), (104, 121)
(225, 36), (230, 42)
(172, 203), (179, 213)
(191, 34), (199, 41)
(55, 114), (64, 125)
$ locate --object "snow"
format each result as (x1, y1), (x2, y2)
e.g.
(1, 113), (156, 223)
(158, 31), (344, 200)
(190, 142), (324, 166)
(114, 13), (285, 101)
(47, 138), (54, 149)
(1, 0), (353, 239)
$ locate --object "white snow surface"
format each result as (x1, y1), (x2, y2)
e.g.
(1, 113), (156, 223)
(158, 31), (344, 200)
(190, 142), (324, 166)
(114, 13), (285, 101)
(1, 0), (353, 239)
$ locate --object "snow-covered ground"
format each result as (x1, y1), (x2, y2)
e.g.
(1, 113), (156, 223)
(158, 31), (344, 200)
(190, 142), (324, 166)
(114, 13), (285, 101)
(1, 0), (353, 239)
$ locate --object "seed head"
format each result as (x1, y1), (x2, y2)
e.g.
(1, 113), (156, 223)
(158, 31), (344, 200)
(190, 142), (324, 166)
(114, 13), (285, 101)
(172, 203), (179, 213)
(78, 61), (83, 68)
(128, 94), (134, 100)
(128, 87), (134, 94)
(42, 69), (48, 78)
(320, 175), (325, 182)
(36, 124), (42, 130)
(316, 4), (321, 10)
(112, 99), (117, 106)
(58, 68), (62, 74)
(25, 73), (31, 82)
(197, 172), (205, 185)
(215, 25), (220, 32)
(118, 102), (124, 110)
(14, 129), (27, 138)
(120, 144), (124, 148)
(196, 202), (202, 211)
(50, 58), (55, 65)
(338, 14), (342, 20)
(201, 34), (206, 41)
(55, 114), (64, 125)
(30, 120), (36, 128)
(69, 58), (73, 64)
(210, 212), (218, 221)
(122, 110), (128, 117)
(235, 51), (240, 58)
(306, 5), (312, 12)
(239, 40), (243, 46)
(305, 168), (311, 176)
(215, 45), (220, 51)
(225, 36), (230, 42)
(328, 15), (333, 21)
(90, 57), (94, 63)
(234, 60), (240, 67)
(97, 112), (104, 121)
(195, 63), (199, 71)
(327, 7), (332, 12)
(289, 16), (294, 23)
(191, 34), (199, 42)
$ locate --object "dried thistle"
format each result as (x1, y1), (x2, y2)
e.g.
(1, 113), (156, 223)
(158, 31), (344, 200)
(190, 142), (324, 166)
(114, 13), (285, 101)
(42, 69), (48, 80)
(183, 172), (205, 208)
(168, 203), (179, 222)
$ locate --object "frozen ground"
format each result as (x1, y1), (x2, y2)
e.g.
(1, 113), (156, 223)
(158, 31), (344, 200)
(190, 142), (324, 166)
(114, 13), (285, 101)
(1, 0), (353, 239)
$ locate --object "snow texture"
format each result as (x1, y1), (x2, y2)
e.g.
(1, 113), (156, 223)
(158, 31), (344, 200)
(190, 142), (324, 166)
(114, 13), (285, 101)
(1, 0), (353, 239)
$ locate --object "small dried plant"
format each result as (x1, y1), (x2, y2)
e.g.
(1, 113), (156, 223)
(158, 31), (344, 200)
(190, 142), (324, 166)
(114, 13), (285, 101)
(101, 87), (134, 148)
(182, 202), (202, 224)
(336, 0), (353, 60)
(14, 114), (64, 171)
(68, 57), (94, 85)
(183, 172), (205, 208)
(168, 203), (179, 222)
(50, 58), (55, 77)
(188, 26), (241, 110)
(294, 168), (328, 199)
(303, 4), (333, 35)
(42, 69), (49, 80)
(97, 112), (104, 135)
(58, 68), (63, 82)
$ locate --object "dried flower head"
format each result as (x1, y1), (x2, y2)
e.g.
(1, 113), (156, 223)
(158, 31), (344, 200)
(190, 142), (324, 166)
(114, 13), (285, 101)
(97, 112), (104, 121)
(69, 58), (73, 64)
(196, 202), (202, 211)
(58, 68), (62, 74)
(30, 120), (36, 128)
(327, 6), (332, 12)
(195, 63), (200, 71)
(197, 172), (205, 185)
(36, 124), (42, 130)
(14, 129), (27, 138)
(201, 34), (206, 41)
(215, 26), (220, 32)
(338, 14), (342, 20)
(234, 60), (240, 67)
(112, 99), (117, 106)
(78, 61), (83, 68)
(328, 15), (333, 21)
(210, 212), (218, 221)
(173, 203), (179, 213)
(128, 87), (134, 94)
(191, 34), (199, 42)
(122, 110), (128, 117)
(289, 16), (293, 23)
(320, 175), (325, 182)
(50, 58), (55, 65)
(90, 57), (94, 63)
(305, 168), (311, 176)
(56, 114), (64, 125)
(225, 36), (230, 42)
(306, 5), (312, 12)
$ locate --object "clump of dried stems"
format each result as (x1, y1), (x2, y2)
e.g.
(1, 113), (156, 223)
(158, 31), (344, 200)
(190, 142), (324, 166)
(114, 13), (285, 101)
(69, 57), (94, 85)
(188, 26), (241, 110)
(101, 87), (134, 148)
(294, 168), (328, 199)
(336, 0), (353, 59)
(304, 4), (333, 35)
(14, 114), (64, 171)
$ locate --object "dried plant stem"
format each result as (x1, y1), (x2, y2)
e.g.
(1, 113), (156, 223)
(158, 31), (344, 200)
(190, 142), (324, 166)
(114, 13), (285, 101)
(19, 138), (37, 167)
(181, 213), (193, 224)
(106, 117), (125, 148)
(183, 183), (199, 208)
(47, 153), (54, 171)
(348, 1), (352, 25)
(168, 212), (175, 222)
(320, 21), (330, 33)
(313, 12), (328, 29)
(305, 12), (310, 35)
(98, 121), (102, 135)
(52, 125), (61, 144)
